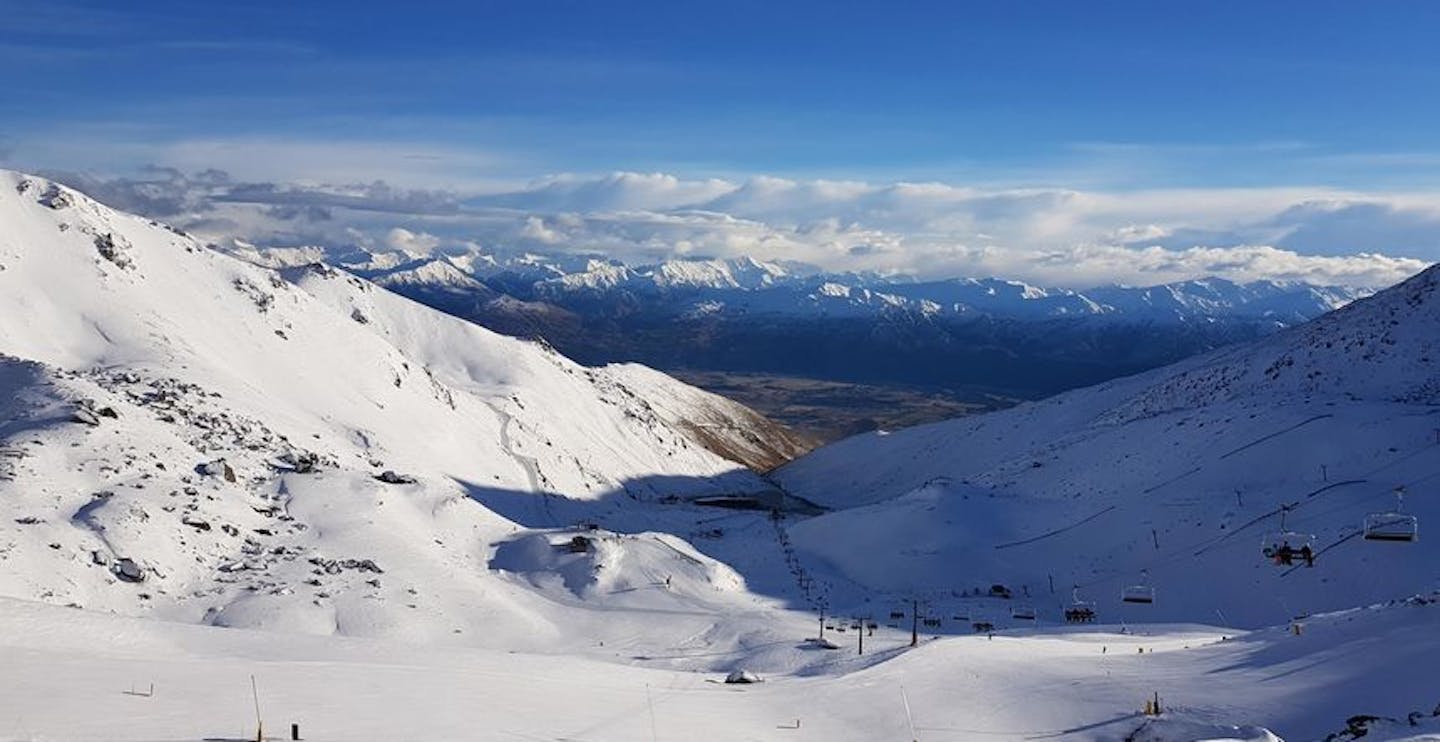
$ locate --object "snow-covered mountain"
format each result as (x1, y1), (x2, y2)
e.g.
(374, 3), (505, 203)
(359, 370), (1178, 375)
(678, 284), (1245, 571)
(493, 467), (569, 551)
(774, 261), (1440, 628)
(3, 171), (1440, 740)
(274, 245), (1364, 324)
(531, 256), (1361, 322)
(0, 171), (805, 646)
(301, 248), (1373, 407)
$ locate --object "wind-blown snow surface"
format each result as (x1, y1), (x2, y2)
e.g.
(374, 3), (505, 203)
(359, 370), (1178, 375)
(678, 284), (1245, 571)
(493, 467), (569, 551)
(776, 263), (1440, 629)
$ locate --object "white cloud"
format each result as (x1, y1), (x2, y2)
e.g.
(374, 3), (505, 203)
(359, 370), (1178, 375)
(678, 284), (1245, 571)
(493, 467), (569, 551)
(384, 227), (442, 254)
(473, 172), (737, 212)
(36, 167), (1440, 289)
(518, 216), (563, 244)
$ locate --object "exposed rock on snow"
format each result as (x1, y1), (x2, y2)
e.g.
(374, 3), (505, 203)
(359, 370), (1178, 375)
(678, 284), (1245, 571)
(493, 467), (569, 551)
(38, 183), (73, 210)
(113, 558), (145, 583)
(374, 470), (416, 484)
(93, 232), (132, 268)
(724, 668), (762, 684)
(197, 458), (236, 482)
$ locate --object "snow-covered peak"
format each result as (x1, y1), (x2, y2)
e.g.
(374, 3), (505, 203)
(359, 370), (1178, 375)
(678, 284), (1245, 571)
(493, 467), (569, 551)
(368, 257), (490, 290)
(0, 169), (797, 644)
(551, 260), (633, 291)
(645, 256), (790, 290)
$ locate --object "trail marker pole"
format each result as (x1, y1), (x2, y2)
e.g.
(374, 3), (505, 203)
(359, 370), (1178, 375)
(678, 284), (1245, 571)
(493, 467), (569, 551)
(910, 599), (919, 647)
(646, 683), (658, 742)
(250, 675), (262, 742)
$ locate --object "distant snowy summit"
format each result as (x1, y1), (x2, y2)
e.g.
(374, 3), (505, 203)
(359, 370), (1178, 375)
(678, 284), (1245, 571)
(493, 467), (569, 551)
(240, 244), (1368, 324)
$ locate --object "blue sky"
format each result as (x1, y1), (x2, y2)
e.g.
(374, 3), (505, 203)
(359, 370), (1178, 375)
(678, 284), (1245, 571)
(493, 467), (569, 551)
(3, 1), (1439, 285)
(6, 0), (1440, 186)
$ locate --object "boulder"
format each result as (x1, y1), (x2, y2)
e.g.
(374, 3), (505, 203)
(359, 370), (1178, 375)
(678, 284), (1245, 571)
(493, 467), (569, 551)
(724, 669), (763, 684)
(375, 470), (416, 485)
(197, 459), (237, 483)
(113, 558), (145, 583)
(39, 184), (73, 209)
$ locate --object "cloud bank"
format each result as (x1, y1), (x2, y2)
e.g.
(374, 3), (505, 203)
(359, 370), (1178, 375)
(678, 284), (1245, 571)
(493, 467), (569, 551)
(40, 168), (1439, 288)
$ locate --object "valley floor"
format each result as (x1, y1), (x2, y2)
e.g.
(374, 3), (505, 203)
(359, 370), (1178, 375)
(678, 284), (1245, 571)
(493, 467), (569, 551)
(4, 595), (1439, 742)
(671, 370), (1017, 443)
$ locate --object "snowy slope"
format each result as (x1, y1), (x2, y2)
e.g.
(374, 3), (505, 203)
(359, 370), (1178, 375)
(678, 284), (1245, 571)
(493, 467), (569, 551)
(774, 263), (1440, 628)
(0, 171), (802, 651)
(6, 592), (1440, 740)
(599, 362), (815, 471)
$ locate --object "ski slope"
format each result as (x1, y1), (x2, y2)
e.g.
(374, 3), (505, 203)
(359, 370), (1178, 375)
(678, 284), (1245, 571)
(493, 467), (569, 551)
(775, 264), (1440, 629)
(5, 594), (1440, 740)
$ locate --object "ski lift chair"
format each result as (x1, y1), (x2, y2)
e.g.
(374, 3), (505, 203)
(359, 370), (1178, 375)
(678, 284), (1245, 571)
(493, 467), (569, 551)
(1064, 587), (1096, 624)
(1261, 506), (1316, 567)
(1262, 531), (1316, 567)
(1365, 513), (1419, 542)
(1121, 570), (1155, 604)
(1365, 487), (1418, 543)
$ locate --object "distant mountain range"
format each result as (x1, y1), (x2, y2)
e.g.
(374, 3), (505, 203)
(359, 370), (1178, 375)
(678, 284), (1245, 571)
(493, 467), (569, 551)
(222, 246), (1369, 410)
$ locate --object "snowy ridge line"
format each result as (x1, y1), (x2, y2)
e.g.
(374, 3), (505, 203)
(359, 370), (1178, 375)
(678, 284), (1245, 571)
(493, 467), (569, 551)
(993, 506), (1117, 550)
(1217, 413), (1334, 459)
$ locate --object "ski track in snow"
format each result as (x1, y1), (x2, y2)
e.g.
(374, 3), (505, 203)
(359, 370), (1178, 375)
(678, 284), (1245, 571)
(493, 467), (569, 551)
(484, 398), (544, 495)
